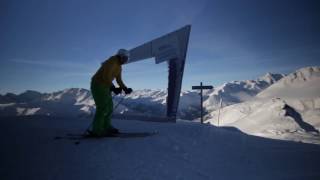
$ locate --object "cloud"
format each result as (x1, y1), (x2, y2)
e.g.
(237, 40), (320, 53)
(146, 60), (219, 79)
(59, 72), (93, 77)
(9, 58), (96, 71)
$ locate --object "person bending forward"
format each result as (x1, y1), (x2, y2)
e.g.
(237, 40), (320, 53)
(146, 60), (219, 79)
(90, 49), (132, 137)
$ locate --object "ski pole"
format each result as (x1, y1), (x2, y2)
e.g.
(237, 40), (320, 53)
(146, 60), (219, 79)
(113, 94), (127, 111)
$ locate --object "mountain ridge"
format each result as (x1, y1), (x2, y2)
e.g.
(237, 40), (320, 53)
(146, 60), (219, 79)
(0, 72), (285, 119)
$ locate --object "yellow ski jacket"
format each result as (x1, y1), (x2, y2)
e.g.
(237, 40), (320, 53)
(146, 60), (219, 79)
(92, 55), (127, 88)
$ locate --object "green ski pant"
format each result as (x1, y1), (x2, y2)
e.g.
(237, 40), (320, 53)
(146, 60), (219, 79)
(91, 81), (113, 136)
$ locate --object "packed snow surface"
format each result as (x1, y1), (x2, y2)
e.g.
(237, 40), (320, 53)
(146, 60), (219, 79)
(1, 116), (320, 180)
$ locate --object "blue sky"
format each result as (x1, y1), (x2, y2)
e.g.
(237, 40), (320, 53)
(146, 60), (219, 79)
(1, 0), (320, 94)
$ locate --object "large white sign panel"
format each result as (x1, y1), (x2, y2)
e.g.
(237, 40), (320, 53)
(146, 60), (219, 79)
(126, 25), (191, 121)
(127, 25), (190, 64)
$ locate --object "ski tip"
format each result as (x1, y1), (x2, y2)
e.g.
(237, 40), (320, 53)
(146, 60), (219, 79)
(54, 136), (62, 140)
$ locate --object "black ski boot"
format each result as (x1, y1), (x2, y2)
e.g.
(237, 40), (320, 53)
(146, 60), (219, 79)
(109, 126), (120, 134)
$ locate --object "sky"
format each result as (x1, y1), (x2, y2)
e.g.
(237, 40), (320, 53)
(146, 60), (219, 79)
(1, 0), (320, 94)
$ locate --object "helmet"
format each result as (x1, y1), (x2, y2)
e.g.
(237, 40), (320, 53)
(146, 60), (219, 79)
(117, 49), (130, 58)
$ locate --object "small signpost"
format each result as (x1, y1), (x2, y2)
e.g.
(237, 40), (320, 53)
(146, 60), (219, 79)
(192, 82), (213, 124)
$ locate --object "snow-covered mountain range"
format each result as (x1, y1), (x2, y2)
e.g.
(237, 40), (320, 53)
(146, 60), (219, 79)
(0, 88), (95, 117)
(0, 71), (284, 119)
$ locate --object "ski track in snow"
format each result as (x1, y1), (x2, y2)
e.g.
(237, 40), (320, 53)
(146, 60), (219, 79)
(1, 116), (320, 180)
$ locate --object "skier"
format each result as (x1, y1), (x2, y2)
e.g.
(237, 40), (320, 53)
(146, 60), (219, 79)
(89, 49), (133, 137)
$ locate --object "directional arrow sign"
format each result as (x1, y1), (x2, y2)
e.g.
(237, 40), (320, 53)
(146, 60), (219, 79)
(192, 85), (213, 90)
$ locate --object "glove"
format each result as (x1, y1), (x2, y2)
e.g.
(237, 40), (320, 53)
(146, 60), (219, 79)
(123, 87), (133, 94)
(110, 85), (122, 95)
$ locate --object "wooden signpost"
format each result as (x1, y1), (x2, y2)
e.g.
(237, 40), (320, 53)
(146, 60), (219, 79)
(192, 82), (213, 124)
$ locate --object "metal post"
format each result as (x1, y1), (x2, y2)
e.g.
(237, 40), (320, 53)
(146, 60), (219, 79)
(192, 82), (213, 124)
(200, 82), (203, 124)
(217, 97), (222, 126)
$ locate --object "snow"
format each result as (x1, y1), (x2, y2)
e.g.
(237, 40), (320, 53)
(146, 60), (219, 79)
(207, 67), (320, 144)
(1, 116), (320, 180)
(16, 107), (41, 116)
(0, 103), (16, 108)
(257, 72), (285, 84)
(210, 98), (320, 144)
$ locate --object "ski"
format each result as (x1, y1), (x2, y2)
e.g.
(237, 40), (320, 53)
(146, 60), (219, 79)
(54, 131), (158, 145)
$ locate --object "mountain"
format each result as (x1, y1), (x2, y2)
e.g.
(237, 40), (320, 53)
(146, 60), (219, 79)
(203, 72), (285, 113)
(0, 88), (95, 117)
(0, 90), (42, 104)
(257, 66), (320, 99)
(0, 73), (283, 119)
(0, 72), (285, 119)
(206, 67), (320, 144)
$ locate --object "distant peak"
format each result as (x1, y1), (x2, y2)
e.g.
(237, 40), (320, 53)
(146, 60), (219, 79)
(285, 66), (320, 82)
(60, 88), (89, 94)
(258, 72), (285, 83)
(20, 90), (42, 95)
(296, 66), (320, 74)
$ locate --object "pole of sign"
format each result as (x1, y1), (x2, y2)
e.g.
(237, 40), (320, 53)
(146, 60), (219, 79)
(217, 97), (222, 126)
(192, 82), (213, 124)
(200, 82), (203, 124)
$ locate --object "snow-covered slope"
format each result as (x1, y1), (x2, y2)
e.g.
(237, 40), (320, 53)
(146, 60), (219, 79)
(207, 67), (320, 144)
(257, 66), (320, 99)
(1, 116), (320, 180)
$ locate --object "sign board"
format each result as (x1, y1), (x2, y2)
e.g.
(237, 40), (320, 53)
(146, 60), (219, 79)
(127, 25), (190, 65)
(122, 25), (191, 121)
(192, 85), (213, 90)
